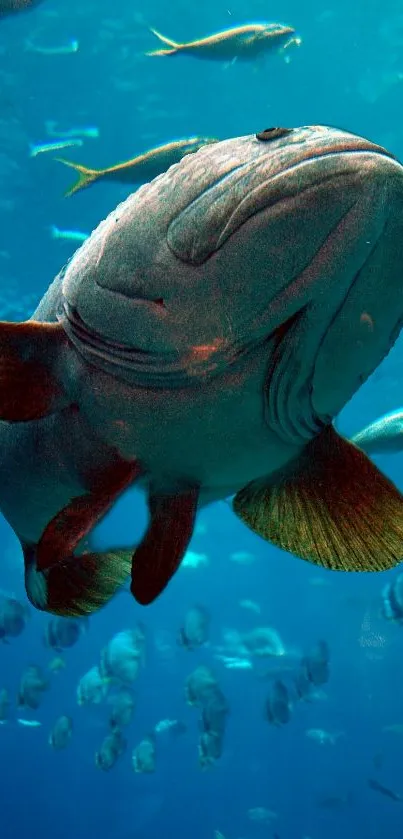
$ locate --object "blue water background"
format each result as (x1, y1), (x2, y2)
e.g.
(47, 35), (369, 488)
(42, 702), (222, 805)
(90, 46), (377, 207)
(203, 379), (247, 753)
(0, 1), (403, 837)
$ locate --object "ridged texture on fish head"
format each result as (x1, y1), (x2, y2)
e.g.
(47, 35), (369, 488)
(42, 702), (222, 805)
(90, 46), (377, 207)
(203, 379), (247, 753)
(59, 126), (403, 439)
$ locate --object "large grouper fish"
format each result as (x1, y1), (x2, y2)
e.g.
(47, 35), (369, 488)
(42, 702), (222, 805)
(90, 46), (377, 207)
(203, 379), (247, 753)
(1, 124), (403, 617)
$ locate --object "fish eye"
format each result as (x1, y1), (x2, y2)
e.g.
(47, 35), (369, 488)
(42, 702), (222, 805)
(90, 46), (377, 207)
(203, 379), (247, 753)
(256, 127), (293, 142)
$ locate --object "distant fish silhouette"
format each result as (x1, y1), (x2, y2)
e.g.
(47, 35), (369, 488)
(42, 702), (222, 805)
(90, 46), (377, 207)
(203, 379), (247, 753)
(0, 0), (43, 18)
(368, 777), (402, 802)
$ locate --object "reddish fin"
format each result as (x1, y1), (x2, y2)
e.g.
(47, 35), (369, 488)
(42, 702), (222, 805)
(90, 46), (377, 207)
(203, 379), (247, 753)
(233, 425), (403, 572)
(131, 487), (199, 605)
(24, 544), (132, 617)
(25, 458), (142, 617)
(0, 321), (68, 421)
(36, 459), (141, 571)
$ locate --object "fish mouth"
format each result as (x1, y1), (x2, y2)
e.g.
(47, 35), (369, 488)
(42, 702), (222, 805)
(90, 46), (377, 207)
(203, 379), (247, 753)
(166, 127), (398, 266)
(273, 133), (397, 176)
(59, 301), (261, 386)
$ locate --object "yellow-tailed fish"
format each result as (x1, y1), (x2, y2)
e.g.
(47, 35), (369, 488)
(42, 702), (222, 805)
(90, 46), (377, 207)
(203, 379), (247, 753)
(56, 137), (217, 197)
(146, 23), (297, 61)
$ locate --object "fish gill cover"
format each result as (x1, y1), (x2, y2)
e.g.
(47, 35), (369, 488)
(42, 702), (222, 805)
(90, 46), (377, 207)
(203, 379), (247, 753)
(0, 1), (403, 839)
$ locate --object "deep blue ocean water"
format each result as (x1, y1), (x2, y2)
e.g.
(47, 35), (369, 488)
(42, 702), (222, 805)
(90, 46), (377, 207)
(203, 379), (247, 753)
(1, 1), (403, 837)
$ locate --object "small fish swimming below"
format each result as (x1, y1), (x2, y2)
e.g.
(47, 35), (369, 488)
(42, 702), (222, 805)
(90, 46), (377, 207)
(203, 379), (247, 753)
(178, 605), (210, 650)
(48, 656), (66, 674)
(239, 598), (261, 614)
(49, 715), (73, 749)
(44, 615), (87, 651)
(24, 37), (79, 55)
(100, 626), (146, 684)
(305, 728), (344, 745)
(146, 23), (299, 63)
(108, 687), (135, 731)
(302, 640), (330, 686)
(56, 137), (217, 197)
(214, 654), (253, 670)
(76, 665), (109, 706)
(368, 777), (402, 802)
(381, 573), (403, 623)
(45, 120), (99, 140)
(96, 730), (126, 771)
(132, 733), (156, 773)
(0, 0), (43, 17)
(181, 550), (209, 569)
(49, 225), (89, 243)
(154, 718), (187, 737)
(18, 665), (49, 711)
(265, 680), (291, 726)
(0, 595), (29, 640)
(351, 410), (403, 455)
(0, 688), (10, 723)
(30, 139), (83, 159)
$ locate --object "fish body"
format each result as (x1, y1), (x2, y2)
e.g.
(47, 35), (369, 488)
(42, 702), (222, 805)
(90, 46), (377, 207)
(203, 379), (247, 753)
(306, 728), (342, 745)
(57, 137), (217, 197)
(0, 0), (43, 17)
(146, 24), (296, 61)
(49, 715), (73, 749)
(132, 734), (156, 773)
(368, 777), (402, 801)
(351, 410), (403, 454)
(30, 140), (83, 158)
(0, 126), (402, 617)
(50, 225), (89, 242)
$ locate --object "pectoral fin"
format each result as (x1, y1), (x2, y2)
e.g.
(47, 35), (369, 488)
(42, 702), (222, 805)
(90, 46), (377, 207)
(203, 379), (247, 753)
(233, 425), (403, 572)
(131, 487), (199, 605)
(25, 458), (142, 617)
(0, 321), (68, 421)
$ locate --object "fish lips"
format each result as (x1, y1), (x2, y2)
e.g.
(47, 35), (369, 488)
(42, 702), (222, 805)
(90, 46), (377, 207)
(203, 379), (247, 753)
(166, 126), (397, 265)
(59, 127), (399, 374)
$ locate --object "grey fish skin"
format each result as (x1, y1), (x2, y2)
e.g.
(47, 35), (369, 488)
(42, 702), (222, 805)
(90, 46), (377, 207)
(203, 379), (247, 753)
(0, 125), (402, 616)
(58, 126), (403, 481)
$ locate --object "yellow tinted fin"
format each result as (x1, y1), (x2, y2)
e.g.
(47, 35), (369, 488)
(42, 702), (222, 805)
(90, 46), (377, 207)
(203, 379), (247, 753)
(24, 544), (132, 617)
(25, 458), (142, 616)
(0, 321), (68, 421)
(233, 425), (403, 572)
(55, 158), (101, 197)
(146, 27), (181, 56)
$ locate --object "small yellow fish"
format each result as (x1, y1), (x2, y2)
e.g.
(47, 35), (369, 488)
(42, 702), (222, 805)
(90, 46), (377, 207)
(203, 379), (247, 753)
(146, 23), (297, 61)
(56, 137), (217, 197)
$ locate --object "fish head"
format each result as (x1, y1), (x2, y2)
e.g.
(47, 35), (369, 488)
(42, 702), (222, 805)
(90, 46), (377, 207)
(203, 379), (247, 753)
(259, 23), (296, 47)
(59, 126), (403, 439)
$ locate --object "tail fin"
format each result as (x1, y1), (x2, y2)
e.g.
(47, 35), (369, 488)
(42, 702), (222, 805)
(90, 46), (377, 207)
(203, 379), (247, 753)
(145, 27), (181, 56)
(55, 158), (101, 197)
